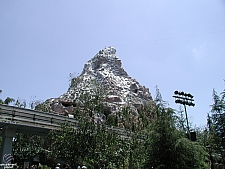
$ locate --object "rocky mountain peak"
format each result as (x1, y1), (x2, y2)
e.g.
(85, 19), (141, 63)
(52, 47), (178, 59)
(45, 47), (154, 121)
(81, 46), (128, 80)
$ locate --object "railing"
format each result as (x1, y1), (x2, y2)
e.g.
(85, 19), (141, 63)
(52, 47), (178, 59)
(0, 104), (78, 131)
(0, 104), (129, 137)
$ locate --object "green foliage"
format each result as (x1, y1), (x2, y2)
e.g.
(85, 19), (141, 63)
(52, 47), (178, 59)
(1, 80), (215, 168)
(70, 79), (108, 122)
(0, 97), (15, 105)
(12, 134), (44, 162)
(209, 88), (225, 165)
(0, 94), (49, 165)
(48, 122), (127, 169)
(14, 98), (27, 108)
(48, 123), (87, 168)
(142, 88), (208, 169)
(143, 109), (208, 168)
(46, 79), (125, 168)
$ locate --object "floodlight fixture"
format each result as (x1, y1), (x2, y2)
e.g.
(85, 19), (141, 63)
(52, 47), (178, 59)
(173, 90), (195, 140)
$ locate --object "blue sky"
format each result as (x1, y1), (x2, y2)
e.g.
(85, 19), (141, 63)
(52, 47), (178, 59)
(1, 1), (225, 127)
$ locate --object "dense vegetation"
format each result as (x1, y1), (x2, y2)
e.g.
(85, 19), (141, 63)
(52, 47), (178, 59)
(0, 81), (225, 168)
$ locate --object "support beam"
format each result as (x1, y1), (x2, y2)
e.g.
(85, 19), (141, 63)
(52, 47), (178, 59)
(0, 127), (17, 164)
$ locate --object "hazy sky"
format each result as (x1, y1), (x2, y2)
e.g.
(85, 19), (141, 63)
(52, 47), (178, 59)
(1, 1), (225, 127)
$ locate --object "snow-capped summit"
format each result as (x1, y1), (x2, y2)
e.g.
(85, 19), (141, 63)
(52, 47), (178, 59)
(81, 46), (127, 80)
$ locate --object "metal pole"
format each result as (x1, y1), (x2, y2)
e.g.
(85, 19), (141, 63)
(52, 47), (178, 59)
(173, 91), (195, 140)
(183, 104), (190, 138)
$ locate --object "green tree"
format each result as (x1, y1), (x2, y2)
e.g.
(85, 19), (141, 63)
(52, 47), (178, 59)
(0, 95), (47, 165)
(48, 122), (90, 168)
(142, 88), (208, 169)
(209, 88), (225, 165)
(12, 134), (44, 165)
(0, 90), (15, 105)
(47, 79), (128, 169)
(48, 120), (128, 169)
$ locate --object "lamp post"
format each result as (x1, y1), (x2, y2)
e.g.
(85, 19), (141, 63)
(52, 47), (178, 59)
(173, 91), (195, 140)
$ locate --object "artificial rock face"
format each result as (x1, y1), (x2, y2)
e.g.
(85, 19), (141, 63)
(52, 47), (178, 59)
(44, 46), (154, 119)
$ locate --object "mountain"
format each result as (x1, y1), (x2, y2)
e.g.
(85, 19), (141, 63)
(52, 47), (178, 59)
(44, 46), (154, 121)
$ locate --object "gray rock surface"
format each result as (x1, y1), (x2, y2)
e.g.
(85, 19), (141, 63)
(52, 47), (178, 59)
(44, 46), (154, 119)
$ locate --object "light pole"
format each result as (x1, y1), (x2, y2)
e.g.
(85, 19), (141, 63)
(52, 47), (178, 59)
(173, 91), (195, 140)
